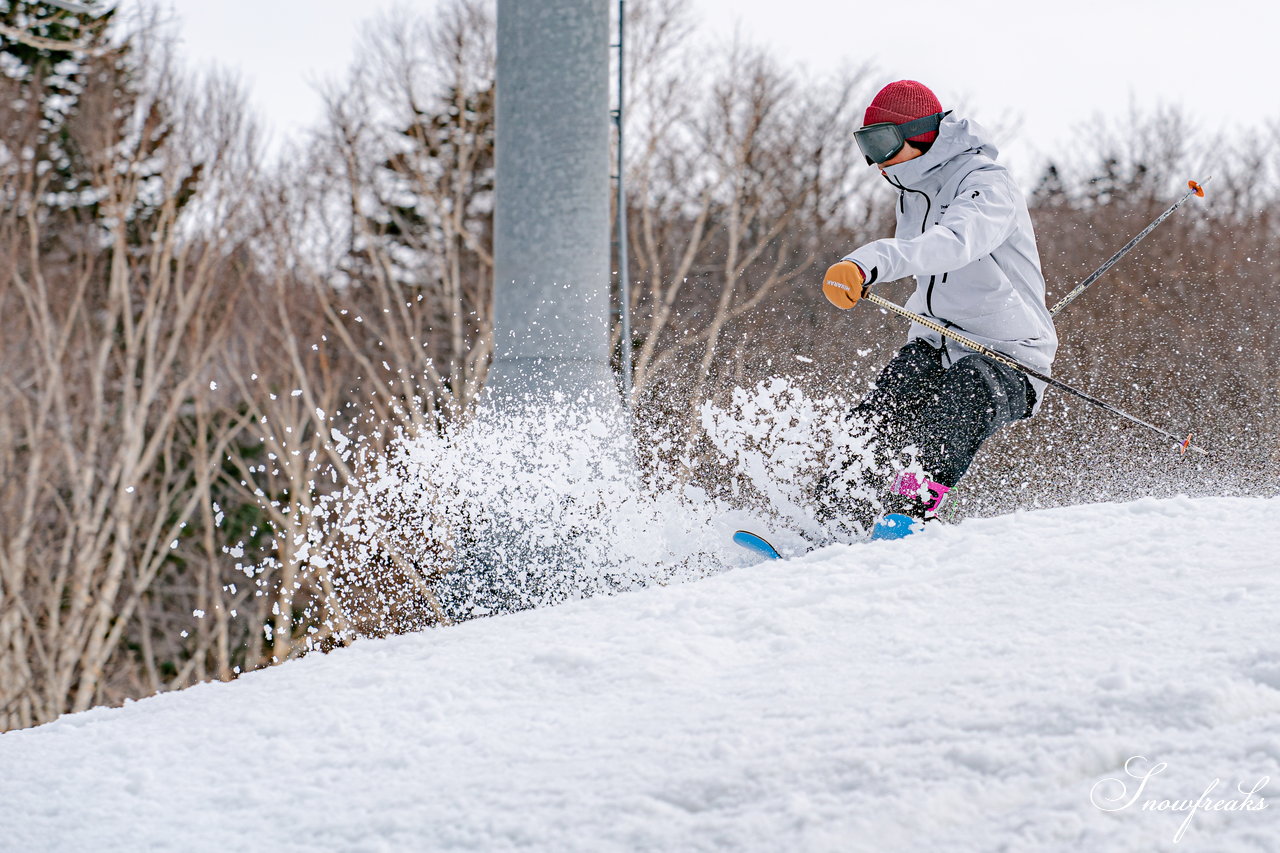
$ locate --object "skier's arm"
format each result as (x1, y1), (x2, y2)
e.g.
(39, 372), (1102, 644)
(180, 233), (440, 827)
(843, 172), (1019, 286)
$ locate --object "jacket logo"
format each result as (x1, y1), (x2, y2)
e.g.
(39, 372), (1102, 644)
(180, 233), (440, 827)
(971, 190), (980, 198)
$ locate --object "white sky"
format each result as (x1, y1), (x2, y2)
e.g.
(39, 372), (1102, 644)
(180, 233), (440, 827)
(700, 0), (1279, 179)
(138, 0), (1277, 181)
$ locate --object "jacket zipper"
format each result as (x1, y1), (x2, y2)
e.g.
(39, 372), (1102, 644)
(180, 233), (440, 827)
(888, 175), (932, 234)
(888, 175), (936, 313)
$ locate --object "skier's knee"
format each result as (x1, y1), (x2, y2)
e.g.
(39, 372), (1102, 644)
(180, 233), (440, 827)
(948, 355), (1029, 433)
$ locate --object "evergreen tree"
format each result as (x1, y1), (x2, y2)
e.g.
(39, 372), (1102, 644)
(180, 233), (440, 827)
(1, 1), (116, 200)
(1032, 162), (1068, 208)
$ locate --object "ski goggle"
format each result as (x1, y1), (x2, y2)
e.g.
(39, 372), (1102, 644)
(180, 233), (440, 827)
(854, 111), (950, 165)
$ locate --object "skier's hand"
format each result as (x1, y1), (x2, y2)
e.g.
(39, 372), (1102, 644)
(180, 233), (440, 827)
(822, 260), (865, 309)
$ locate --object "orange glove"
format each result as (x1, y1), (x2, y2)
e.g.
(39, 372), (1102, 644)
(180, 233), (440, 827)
(822, 260), (865, 309)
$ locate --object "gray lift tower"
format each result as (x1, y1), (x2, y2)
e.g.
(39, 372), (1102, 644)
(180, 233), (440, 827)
(488, 0), (618, 406)
(440, 0), (630, 620)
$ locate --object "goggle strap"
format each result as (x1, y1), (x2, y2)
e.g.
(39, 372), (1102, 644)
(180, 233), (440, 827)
(893, 110), (950, 140)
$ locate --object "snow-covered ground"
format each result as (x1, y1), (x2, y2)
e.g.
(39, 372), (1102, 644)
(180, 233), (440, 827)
(2, 496), (1278, 852)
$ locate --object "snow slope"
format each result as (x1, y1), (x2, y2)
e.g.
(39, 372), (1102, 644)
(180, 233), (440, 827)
(2, 496), (1279, 852)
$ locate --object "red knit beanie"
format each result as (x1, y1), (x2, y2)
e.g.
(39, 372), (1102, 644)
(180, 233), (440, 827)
(863, 80), (943, 143)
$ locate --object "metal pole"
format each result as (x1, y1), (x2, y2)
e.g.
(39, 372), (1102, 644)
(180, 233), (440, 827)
(453, 1), (630, 617)
(489, 0), (616, 406)
(615, 0), (633, 403)
(1050, 178), (1208, 317)
(862, 291), (1207, 455)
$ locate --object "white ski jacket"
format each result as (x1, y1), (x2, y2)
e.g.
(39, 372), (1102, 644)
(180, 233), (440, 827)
(844, 115), (1058, 410)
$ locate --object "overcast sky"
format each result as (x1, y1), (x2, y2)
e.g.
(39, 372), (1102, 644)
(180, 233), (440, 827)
(139, 0), (1277, 181)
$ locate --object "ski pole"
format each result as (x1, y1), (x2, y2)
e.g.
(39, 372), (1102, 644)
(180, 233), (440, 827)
(1050, 178), (1208, 316)
(861, 291), (1207, 455)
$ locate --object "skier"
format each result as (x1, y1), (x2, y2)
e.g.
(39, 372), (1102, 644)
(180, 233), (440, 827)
(817, 80), (1058, 536)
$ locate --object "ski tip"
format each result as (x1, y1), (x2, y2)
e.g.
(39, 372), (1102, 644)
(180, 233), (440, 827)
(732, 530), (782, 561)
(1188, 179), (1205, 198)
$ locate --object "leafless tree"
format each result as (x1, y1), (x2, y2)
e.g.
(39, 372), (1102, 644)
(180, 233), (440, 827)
(316, 0), (497, 421)
(618, 32), (877, 480)
(0, 39), (260, 727)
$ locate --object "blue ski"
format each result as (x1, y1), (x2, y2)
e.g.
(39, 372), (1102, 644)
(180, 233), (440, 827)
(732, 513), (920, 561)
(732, 530), (782, 560)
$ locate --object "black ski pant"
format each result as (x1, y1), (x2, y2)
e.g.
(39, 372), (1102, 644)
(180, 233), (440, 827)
(852, 339), (1033, 489)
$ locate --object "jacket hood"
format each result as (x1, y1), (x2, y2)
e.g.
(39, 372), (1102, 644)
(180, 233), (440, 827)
(882, 115), (999, 191)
